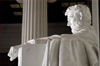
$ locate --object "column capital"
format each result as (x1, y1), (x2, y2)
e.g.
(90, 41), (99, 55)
(47, 0), (57, 3)
(16, 0), (57, 3)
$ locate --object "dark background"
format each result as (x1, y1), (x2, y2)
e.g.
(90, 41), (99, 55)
(0, 0), (91, 23)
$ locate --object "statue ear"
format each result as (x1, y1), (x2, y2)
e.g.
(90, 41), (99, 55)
(79, 12), (82, 20)
(74, 11), (82, 21)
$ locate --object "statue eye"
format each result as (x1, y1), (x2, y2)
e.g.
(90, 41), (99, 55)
(68, 16), (73, 18)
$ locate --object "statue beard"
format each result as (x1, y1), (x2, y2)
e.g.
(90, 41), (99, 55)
(69, 21), (84, 34)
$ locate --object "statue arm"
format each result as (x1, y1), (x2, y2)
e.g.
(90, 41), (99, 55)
(30, 35), (61, 44)
(7, 37), (48, 61)
(8, 35), (61, 61)
(7, 45), (22, 61)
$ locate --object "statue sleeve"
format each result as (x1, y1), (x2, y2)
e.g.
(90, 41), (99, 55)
(7, 45), (22, 61)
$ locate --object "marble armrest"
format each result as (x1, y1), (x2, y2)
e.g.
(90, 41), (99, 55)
(19, 44), (46, 66)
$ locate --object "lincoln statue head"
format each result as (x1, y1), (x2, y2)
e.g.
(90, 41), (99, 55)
(65, 4), (92, 33)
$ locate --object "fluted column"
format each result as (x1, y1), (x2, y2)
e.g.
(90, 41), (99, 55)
(21, 0), (47, 44)
(92, 0), (99, 34)
(92, 0), (99, 47)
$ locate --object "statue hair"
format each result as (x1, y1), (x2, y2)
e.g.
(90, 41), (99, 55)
(65, 4), (91, 25)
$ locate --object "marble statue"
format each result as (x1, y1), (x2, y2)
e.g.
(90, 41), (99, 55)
(8, 4), (98, 66)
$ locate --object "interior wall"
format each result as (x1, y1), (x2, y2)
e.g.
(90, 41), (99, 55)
(0, 24), (22, 53)
(48, 22), (72, 36)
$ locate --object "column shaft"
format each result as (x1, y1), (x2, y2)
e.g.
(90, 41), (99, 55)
(21, 0), (47, 44)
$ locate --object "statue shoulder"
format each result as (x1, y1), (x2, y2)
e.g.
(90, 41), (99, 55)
(61, 34), (77, 38)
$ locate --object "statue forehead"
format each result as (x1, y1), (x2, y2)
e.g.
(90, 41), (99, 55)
(67, 10), (74, 17)
(67, 10), (81, 18)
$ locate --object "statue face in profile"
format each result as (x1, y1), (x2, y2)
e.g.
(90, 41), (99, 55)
(67, 10), (83, 30)
(67, 10), (74, 26)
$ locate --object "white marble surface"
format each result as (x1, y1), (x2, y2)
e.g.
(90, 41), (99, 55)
(21, 44), (46, 66)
